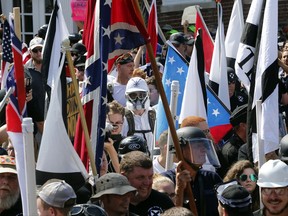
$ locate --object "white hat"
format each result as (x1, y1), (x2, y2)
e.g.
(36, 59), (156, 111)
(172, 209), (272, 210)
(126, 77), (149, 93)
(257, 159), (288, 188)
(29, 37), (44, 50)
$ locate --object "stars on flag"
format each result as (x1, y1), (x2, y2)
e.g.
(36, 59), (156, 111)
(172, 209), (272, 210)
(168, 56), (175, 64)
(102, 26), (111, 38)
(177, 67), (185, 75)
(212, 108), (220, 117)
(114, 33), (124, 45)
(104, 0), (112, 7)
(165, 78), (172, 86)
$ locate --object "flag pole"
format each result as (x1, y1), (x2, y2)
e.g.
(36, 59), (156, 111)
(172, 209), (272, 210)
(62, 39), (97, 176)
(132, 1), (198, 215)
(12, 8), (21, 39)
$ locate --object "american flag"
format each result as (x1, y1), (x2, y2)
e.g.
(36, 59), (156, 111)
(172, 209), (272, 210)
(22, 43), (31, 65)
(1, 19), (13, 89)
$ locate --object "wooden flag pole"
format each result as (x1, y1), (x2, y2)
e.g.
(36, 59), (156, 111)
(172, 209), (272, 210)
(13, 8), (21, 39)
(62, 39), (97, 177)
(132, 1), (198, 215)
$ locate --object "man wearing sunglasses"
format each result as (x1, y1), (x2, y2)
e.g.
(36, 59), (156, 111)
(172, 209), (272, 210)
(254, 159), (288, 216)
(24, 37), (45, 135)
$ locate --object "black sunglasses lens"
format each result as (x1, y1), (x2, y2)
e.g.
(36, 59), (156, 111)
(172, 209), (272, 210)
(239, 174), (247, 181)
(71, 206), (82, 216)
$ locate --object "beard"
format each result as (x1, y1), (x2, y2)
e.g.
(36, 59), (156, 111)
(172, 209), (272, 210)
(0, 188), (20, 210)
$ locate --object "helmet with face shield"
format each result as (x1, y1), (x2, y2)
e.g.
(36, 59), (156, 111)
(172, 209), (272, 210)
(125, 77), (150, 110)
(176, 126), (221, 168)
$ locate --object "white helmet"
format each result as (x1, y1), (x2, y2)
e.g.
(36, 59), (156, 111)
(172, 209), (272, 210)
(257, 159), (288, 188)
(125, 77), (150, 110)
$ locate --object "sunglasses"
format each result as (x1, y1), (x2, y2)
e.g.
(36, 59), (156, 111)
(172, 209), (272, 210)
(32, 47), (42, 53)
(261, 187), (287, 196)
(239, 174), (258, 182)
(128, 92), (147, 101)
(71, 204), (107, 216)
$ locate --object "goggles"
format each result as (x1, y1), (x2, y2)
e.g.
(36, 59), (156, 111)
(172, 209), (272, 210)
(127, 91), (147, 101)
(239, 174), (257, 182)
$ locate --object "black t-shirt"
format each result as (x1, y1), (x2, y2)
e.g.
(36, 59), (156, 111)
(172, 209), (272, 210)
(162, 169), (222, 216)
(0, 197), (22, 216)
(129, 189), (174, 216)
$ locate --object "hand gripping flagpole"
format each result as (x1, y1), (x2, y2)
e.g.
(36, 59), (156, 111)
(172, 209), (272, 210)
(165, 80), (179, 170)
(132, 1), (198, 214)
(22, 117), (37, 216)
(62, 39), (97, 177)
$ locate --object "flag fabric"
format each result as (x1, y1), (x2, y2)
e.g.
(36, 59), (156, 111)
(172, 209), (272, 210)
(36, 0), (88, 190)
(207, 86), (232, 144)
(252, 0), (279, 162)
(235, 0), (264, 93)
(1, 19), (13, 89)
(6, 13), (28, 216)
(155, 41), (189, 140)
(209, 3), (230, 110)
(179, 32), (207, 122)
(145, 0), (158, 63)
(22, 43), (31, 65)
(107, 0), (149, 72)
(179, 31), (232, 144)
(74, 0), (150, 173)
(195, 6), (214, 73)
(225, 0), (244, 69)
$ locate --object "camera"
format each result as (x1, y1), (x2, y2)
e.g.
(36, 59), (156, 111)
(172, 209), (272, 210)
(104, 122), (114, 142)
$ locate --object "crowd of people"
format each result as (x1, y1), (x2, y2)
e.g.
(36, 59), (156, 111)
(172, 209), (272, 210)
(0, 15), (287, 216)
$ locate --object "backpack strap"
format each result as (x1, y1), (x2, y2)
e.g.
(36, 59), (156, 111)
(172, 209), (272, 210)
(125, 109), (135, 136)
(147, 109), (156, 133)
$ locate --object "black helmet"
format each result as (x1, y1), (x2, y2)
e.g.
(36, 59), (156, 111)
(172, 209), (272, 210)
(69, 33), (82, 45)
(71, 204), (107, 216)
(169, 32), (187, 45)
(118, 135), (149, 157)
(177, 126), (206, 146)
(279, 134), (288, 161)
(176, 126), (220, 167)
(71, 43), (87, 56)
(38, 24), (48, 40)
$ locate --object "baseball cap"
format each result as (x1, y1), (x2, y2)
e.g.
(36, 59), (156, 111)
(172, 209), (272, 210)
(217, 184), (253, 216)
(29, 37), (44, 50)
(169, 32), (187, 45)
(115, 53), (134, 65)
(229, 104), (248, 127)
(71, 43), (87, 56)
(38, 179), (76, 208)
(126, 77), (149, 93)
(91, 173), (136, 199)
(0, 155), (17, 174)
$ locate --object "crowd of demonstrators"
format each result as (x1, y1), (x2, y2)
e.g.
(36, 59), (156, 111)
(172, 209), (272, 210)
(1, 16), (288, 216)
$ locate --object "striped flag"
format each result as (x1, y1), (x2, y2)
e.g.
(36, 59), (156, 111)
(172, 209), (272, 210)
(36, 0), (88, 190)
(225, 0), (244, 69)
(209, 2), (230, 110)
(195, 6), (214, 73)
(252, 0), (279, 162)
(6, 13), (28, 216)
(146, 0), (158, 63)
(22, 43), (31, 65)
(1, 19), (13, 89)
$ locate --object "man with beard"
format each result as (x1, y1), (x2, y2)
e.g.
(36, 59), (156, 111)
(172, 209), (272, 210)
(254, 160), (288, 216)
(0, 155), (22, 215)
(24, 37), (45, 135)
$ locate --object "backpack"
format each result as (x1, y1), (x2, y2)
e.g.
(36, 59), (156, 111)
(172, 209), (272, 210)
(125, 108), (156, 136)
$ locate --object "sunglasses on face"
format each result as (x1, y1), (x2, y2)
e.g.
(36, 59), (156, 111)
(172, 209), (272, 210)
(32, 47), (42, 53)
(262, 187), (287, 196)
(239, 173), (258, 182)
(128, 92), (147, 101)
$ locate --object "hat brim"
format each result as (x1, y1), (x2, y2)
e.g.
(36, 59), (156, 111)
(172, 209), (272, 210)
(92, 185), (136, 199)
(126, 88), (147, 93)
(257, 182), (288, 188)
(0, 167), (17, 174)
(30, 44), (43, 51)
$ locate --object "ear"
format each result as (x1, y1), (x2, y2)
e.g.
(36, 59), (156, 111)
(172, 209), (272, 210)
(48, 207), (56, 215)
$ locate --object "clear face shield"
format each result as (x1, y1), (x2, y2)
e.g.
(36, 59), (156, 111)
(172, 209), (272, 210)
(181, 138), (221, 168)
